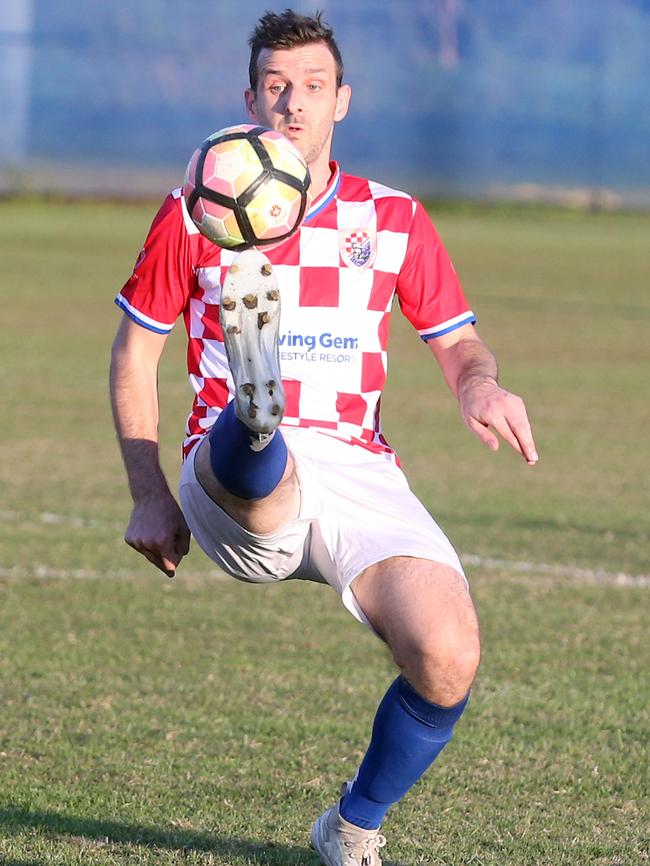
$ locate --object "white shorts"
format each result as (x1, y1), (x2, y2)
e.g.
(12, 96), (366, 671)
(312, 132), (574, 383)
(179, 427), (465, 629)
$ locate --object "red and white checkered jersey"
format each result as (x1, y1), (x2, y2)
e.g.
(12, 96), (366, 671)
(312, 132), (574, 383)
(116, 162), (476, 458)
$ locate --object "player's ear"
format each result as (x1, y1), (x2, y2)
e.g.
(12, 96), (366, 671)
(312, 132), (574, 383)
(334, 84), (351, 123)
(244, 89), (257, 119)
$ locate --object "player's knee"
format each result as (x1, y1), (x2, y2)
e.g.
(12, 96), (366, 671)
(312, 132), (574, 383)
(446, 635), (481, 694)
(427, 634), (480, 692)
(398, 624), (481, 705)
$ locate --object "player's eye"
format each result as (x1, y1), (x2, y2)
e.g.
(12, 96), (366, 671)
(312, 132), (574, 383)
(269, 83), (286, 94)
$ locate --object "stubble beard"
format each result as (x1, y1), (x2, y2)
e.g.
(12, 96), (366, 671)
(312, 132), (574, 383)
(295, 124), (332, 169)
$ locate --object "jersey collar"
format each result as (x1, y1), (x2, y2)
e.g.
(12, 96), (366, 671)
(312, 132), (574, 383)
(303, 162), (340, 223)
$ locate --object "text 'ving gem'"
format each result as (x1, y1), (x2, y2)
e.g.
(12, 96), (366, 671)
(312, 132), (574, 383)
(278, 331), (359, 352)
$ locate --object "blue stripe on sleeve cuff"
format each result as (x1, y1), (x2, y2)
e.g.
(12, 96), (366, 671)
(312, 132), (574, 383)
(114, 297), (173, 335)
(420, 314), (477, 341)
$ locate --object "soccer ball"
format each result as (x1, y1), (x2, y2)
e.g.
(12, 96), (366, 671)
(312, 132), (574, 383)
(182, 124), (311, 250)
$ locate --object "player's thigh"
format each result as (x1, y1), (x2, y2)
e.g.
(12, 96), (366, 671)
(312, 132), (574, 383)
(352, 556), (480, 683)
(180, 443), (309, 582)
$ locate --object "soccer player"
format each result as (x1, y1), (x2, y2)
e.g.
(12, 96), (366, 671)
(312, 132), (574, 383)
(110, 10), (538, 866)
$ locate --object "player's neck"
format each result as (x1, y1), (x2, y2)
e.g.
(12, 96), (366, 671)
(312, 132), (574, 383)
(308, 154), (336, 201)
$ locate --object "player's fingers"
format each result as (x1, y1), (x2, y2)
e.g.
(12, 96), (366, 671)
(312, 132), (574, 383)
(466, 416), (500, 452)
(490, 394), (538, 464)
(503, 401), (539, 464)
(464, 389), (538, 464)
(490, 414), (525, 457)
(126, 535), (177, 577)
(506, 416), (539, 464)
(154, 550), (180, 578)
(142, 546), (176, 577)
(162, 544), (189, 578)
(491, 416), (538, 465)
(486, 392), (538, 465)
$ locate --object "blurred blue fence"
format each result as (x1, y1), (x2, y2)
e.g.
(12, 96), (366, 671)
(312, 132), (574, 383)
(1, 0), (649, 205)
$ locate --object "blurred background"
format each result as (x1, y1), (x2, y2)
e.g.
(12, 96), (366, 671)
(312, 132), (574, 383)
(1, 5), (648, 862)
(2, 0), (650, 206)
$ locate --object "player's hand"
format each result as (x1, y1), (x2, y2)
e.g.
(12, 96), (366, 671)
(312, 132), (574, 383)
(124, 492), (191, 577)
(459, 377), (539, 465)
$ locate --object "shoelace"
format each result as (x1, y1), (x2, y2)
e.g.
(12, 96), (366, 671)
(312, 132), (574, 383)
(345, 832), (387, 865)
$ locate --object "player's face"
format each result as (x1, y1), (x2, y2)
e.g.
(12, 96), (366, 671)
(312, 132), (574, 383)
(245, 42), (351, 175)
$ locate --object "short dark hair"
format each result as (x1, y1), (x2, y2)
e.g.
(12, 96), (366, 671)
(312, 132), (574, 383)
(248, 9), (344, 91)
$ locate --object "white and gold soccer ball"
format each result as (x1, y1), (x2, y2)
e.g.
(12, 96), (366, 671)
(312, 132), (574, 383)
(183, 124), (311, 250)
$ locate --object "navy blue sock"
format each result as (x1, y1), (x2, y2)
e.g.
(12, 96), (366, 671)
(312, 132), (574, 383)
(339, 677), (469, 830)
(208, 401), (287, 500)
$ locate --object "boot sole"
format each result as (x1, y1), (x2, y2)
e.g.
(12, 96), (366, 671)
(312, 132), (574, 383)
(220, 250), (285, 435)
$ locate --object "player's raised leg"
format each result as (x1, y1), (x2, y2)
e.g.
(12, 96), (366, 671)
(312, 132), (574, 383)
(220, 249), (286, 435)
(311, 557), (480, 866)
(193, 250), (300, 533)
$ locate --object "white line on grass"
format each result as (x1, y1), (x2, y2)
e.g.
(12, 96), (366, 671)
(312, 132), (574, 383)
(0, 509), (123, 530)
(1, 510), (647, 588)
(461, 553), (650, 588)
(0, 564), (230, 581)
(0, 559), (647, 587)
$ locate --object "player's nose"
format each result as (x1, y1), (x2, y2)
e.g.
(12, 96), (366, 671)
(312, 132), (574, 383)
(281, 85), (303, 115)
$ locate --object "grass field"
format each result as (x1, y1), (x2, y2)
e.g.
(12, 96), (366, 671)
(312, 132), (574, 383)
(0, 199), (648, 865)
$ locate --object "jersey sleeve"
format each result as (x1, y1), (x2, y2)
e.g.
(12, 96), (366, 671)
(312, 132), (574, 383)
(396, 200), (476, 340)
(114, 192), (195, 334)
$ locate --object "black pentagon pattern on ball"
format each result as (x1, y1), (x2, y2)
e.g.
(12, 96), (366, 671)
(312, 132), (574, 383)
(186, 127), (311, 250)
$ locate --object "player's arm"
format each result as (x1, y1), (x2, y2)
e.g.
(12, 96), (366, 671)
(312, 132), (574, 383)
(428, 323), (539, 465)
(110, 315), (191, 576)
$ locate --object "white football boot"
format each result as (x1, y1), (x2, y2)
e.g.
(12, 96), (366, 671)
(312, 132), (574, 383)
(219, 249), (285, 435)
(311, 785), (387, 866)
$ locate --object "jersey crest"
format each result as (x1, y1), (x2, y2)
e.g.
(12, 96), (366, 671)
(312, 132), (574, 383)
(340, 228), (376, 269)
